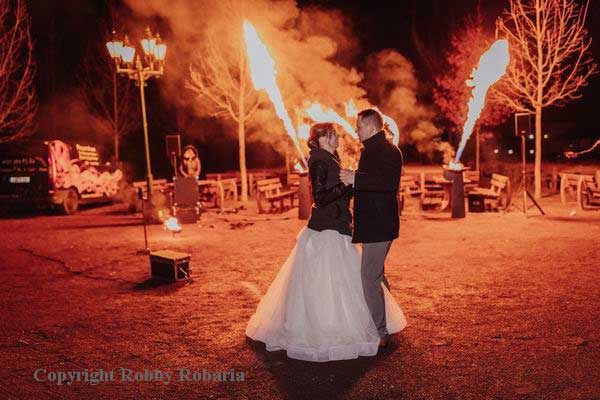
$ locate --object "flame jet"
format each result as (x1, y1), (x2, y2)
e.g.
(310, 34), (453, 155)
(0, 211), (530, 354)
(243, 21), (307, 168)
(454, 39), (510, 163)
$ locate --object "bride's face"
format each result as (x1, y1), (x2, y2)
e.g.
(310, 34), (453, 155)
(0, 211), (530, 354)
(319, 132), (339, 151)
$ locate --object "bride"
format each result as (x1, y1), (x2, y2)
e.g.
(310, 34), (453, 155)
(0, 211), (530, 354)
(245, 123), (407, 362)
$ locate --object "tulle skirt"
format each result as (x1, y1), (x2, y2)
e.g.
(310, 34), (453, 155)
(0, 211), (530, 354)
(245, 227), (407, 362)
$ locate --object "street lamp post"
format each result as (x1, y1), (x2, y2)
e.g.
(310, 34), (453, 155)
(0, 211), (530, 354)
(106, 27), (167, 196)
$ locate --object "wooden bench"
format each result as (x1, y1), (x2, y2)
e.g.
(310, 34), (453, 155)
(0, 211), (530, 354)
(197, 179), (225, 211)
(217, 178), (238, 201)
(132, 179), (169, 198)
(420, 173), (446, 209)
(249, 171), (277, 196)
(463, 170), (480, 194)
(256, 178), (298, 213)
(576, 173), (600, 210)
(206, 173), (239, 201)
(207, 172), (239, 181)
(560, 173), (593, 204)
(207, 170), (283, 197)
(398, 174), (424, 213)
(468, 173), (512, 211)
(287, 173), (301, 187)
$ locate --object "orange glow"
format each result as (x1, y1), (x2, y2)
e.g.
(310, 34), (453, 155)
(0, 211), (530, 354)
(294, 162), (306, 173)
(243, 20), (307, 168)
(455, 39), (509, 162)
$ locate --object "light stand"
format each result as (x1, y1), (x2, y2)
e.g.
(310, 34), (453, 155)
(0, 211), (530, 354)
(509, 113), (545, 216)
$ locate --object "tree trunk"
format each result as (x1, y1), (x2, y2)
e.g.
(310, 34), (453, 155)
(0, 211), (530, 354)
(238, 119), (248, 203)
(238, 51), (249, 203)
(534, 105), (542, 199)
(534, 0), (543, 199)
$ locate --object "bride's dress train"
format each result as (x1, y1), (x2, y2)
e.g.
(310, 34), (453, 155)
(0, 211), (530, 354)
(245, 227), (407, 362)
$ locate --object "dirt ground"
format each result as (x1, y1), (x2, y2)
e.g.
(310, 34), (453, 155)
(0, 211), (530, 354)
(0, 193), (598, 400)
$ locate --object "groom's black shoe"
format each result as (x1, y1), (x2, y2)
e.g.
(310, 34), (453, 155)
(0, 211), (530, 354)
(378, 334), (390, 348)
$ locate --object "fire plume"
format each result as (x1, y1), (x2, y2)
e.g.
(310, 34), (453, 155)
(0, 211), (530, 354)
(455, 39), (509, 162)
(297, 123), (310, 140)
(344, 100), (358, 119)
(305, 103), (357, 138)
(243, 21), (307, 168)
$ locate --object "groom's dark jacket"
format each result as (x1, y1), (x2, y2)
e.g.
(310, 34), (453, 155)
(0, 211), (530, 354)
(352, 131), (403, 244)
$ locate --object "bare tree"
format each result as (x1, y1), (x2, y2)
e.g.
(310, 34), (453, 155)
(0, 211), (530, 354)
(495, 0), (597, 198)
(78, 5), (138, 161)
(187, 29), (261, 203)
(78, 38), (139, 161)
(0, 0), (36, 144)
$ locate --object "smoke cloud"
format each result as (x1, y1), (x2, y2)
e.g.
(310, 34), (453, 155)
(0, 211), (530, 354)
(36, 91), (114, 152)
(121, 0), (448, 161)
(364, 49), (454, 162)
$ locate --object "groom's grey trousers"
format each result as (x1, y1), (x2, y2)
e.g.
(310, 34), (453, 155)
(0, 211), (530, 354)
(361, 241), (393, 338)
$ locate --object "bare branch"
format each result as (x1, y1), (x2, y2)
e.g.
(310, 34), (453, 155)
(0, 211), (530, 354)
(186, 29), (261, 125)
(496, 0), (597, 110)
(76, 9), (140, 150)
(0, 0), (37, 143)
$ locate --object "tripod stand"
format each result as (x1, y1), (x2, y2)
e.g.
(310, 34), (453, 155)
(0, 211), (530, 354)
(508, 135), (545, 216)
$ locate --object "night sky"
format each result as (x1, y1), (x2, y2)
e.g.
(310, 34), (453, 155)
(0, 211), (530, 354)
(26, 0), (599, 177)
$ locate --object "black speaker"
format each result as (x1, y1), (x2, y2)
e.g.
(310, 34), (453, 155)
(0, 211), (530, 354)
(173, 176), (199, 207)
(514, 113), (532, 137)
(468, 193), (486, 212)
(149, 250), (191, 282)
(166, 134), (181, 158)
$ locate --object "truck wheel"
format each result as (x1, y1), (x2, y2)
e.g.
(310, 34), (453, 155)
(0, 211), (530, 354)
(62, 189), (79, 215)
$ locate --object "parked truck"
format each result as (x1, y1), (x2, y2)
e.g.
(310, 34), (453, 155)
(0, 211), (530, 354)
(0, 139), (124, 214)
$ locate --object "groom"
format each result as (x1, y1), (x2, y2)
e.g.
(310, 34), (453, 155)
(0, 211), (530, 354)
(340, 109), (402, 348)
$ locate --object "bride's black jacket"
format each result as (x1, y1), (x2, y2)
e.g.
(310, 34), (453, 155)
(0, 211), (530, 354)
(306, 147), (353, 237)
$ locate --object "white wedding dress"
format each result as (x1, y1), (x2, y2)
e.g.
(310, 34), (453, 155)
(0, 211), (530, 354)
(245, 227), (408, 362)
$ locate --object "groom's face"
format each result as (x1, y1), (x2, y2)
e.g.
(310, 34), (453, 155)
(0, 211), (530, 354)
(356, 116), (371, 142)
